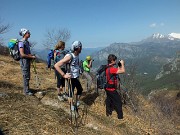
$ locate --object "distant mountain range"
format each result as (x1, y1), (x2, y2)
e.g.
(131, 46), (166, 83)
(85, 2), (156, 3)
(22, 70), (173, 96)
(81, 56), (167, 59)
(34, 33), (180, 75)
(91, 33), (180, 74)
(33, 47), (104, 62)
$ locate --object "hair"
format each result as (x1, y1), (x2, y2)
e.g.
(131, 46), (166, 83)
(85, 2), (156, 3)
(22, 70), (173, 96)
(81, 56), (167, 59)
(54, 41), (65, 50)
(108, 54), (117, 64)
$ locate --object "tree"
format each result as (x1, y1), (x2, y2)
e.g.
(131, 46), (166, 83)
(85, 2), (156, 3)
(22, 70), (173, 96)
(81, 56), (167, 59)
(29, 41), (37, 53)
(43, 28), (71, 50)
(0, 17), (11, 45)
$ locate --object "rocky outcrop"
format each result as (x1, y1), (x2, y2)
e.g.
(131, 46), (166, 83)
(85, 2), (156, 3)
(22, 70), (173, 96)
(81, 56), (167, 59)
(155, 52), (180, 80)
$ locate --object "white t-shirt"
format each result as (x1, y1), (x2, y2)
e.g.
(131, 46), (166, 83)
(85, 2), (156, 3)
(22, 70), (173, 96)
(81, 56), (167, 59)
(65, 53), (80, 78)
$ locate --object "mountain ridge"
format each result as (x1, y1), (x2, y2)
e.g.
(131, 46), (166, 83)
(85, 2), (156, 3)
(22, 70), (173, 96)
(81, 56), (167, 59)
(91, 34), (180, 75)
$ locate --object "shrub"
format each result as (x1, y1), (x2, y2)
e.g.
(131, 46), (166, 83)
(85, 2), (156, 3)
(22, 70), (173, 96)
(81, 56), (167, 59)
(149, 90), (179, 121)
(0, 45), (9, 56)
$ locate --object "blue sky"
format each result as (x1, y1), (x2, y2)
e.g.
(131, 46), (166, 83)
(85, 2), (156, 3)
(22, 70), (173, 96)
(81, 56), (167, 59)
(1, 0), (180, 49)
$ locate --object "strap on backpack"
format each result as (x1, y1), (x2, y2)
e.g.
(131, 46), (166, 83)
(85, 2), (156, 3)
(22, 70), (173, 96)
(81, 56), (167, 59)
(66, 53), (73, 73)
(105, 66), (116, 89)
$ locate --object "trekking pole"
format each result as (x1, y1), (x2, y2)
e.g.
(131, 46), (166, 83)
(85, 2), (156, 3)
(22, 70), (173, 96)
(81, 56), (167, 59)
(32, 59), (40, 88)
(117, 76), (137, 112)
(95, 74), (99, 94)
(64, 78), (67, 97)
(67, 63), (79, 133)
(67, 78), (73, 124)
(66, 63), (75, 124)
(66, 63), (72, 124)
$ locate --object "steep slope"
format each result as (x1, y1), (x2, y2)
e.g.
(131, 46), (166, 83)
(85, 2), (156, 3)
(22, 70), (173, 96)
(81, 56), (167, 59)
(0, 55), (179, 135)
(156, 51), (180, 80)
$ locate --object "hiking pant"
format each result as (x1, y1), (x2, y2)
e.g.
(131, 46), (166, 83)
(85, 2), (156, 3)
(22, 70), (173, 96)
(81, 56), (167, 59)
(105, 90), (123, 119)
(83, 71), (92, 91)
(20, 58), (31, 94)
(55, 68), (66, 88)
(69, 78), (83, 97)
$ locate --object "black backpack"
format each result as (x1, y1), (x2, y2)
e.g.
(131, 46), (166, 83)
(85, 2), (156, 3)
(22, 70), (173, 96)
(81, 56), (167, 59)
(79, 60), (84, 74)
(96, 65), (107, 89)
(96, 65), (115, 90)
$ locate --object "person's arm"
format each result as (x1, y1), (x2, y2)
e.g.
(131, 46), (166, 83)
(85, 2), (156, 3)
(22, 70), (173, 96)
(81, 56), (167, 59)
(86, 60), (93, 68)
(54, 54), (71, 79)
(116, 60), (125, 74)
(19, 47), (35, 59)
(54, 51), (56, 60)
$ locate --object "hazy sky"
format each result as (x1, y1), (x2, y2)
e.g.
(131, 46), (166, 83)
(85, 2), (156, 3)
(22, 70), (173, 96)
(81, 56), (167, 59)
(1, 0), (180, 49)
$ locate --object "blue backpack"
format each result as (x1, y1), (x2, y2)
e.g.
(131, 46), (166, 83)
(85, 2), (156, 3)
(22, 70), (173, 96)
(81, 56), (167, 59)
(47, 49), (68, 69)
(47, 49), (54, 68)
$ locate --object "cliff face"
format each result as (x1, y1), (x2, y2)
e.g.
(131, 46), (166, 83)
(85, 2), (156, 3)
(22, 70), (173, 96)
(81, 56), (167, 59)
(155, 52), (180, 80)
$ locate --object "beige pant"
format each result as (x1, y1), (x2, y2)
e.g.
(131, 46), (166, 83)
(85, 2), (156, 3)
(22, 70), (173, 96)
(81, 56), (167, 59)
(83, 71), (92, 91)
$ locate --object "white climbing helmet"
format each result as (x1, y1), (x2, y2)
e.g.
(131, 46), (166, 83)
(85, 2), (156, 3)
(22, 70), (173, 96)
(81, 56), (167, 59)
(19, 28), (30, 37)
(71, 41), (82, 51)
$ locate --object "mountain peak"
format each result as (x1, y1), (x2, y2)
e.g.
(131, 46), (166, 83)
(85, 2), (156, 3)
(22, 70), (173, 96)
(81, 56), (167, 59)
(168, 33), (180, 40)
(152, 33), (165, 39)
(143, 32), (180, 42)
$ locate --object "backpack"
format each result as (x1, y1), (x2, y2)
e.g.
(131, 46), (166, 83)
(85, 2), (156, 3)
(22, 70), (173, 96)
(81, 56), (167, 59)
(96, 65), (107, 89)
(54, 50), (67, 63)
(8, 39), (23, 61)
(96, 65), (115, 89)
(79, 60), (84, 74)
(47, 49), (68, 69)
(47, 49), (54, 69)
(54, 50), (68, 68)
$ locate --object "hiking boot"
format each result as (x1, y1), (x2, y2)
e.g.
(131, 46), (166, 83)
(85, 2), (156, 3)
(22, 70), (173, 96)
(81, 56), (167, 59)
(106, 112), (112, 117)
(76, 101), (80, 107)
(25, 91), (34, 96)
(58, 94), (64, 101)
(63, 93), (68, 101)
(71, 105), (75, 111)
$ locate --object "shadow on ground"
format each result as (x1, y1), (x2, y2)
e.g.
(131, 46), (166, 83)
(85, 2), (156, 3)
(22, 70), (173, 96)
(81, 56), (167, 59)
(81, 92), (99, 106)
(0, 81), (14, 89)
(0, 129), (4, 135)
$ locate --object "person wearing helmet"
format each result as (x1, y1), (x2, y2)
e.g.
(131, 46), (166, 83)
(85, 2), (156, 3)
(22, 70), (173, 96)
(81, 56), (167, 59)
(18, 28), (36, 96)
(82, 55), (93, 92)
(54, 41), (83, 110)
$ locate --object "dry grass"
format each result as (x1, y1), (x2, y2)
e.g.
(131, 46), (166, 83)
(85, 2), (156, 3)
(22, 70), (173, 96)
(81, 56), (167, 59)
(0, 55), (180, 135)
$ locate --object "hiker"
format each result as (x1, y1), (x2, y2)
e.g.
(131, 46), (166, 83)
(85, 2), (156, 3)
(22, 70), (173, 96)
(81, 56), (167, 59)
(46, 49), (54, 70)
(82, 56), (93, 91)
(54, 41), (83, 110)
(18, 28), (36, 95)
(54, 41), (68, 101)
(105, 54), (125, 119)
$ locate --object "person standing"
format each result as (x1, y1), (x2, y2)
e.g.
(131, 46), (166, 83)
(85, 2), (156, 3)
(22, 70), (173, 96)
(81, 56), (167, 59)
(105, 54), (125, 119)
(82, 56), (93, 92)
(54, 41), (83, 110)
(53, 41), (67, 101)
(18, 28), (36, 95)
